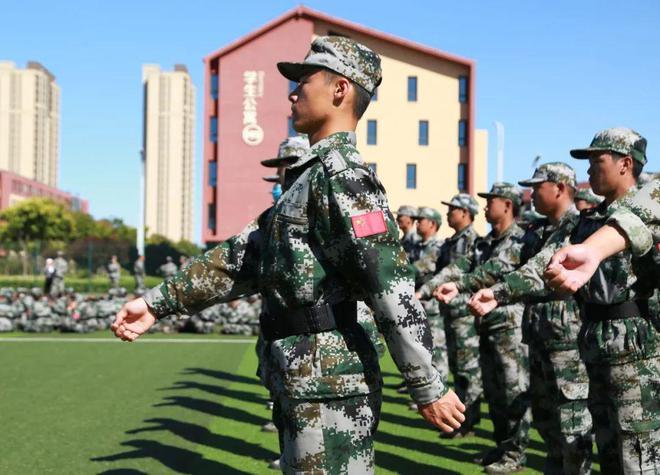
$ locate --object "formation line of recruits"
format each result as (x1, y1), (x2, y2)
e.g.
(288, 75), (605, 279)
(111, 35), (659, 475)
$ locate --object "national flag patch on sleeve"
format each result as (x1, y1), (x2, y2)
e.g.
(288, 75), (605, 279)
(351, 211), (387, 238)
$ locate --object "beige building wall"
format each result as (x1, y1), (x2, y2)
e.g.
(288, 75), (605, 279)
(143, 64), (195, 243)
(0, 61), (60, 187)
(312, 23), (488, 238)
(472, 129), (489, 235)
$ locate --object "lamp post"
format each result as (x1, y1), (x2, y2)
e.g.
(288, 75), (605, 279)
(138, 149), (145, 259)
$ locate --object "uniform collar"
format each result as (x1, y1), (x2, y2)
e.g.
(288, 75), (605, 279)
(289, 131), (357, 170)
(448, 224), (473, 242)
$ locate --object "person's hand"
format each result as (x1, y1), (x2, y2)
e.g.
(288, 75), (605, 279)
(414, 291), (423, 300)
(468, 289), (498, 317)
(111, 297), (156, 342)
(418, 389), (466, 433)
(544, 244), (600, 294)
(433, 282), (459, 304)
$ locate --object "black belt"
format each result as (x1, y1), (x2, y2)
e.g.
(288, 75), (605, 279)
(260, 301), (358, 341)
(583, 300), (649, 322)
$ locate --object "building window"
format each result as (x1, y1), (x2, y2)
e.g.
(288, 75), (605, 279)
(372, 87), (378, 101)
(367, 162), (377, 173)
(208, 204), (216, 231)
(210, 117), (218, 143)
(407, 76), (417, 102)
(288, 117), (296, 137)
(210, 73), (219, 100)
(458, 75), (468, 103)
(458, 119), (467, 146)
(418, 120), (429, 146)
(458, 163), (467, 192)
(208, 161), (217, 187)
(367, 120), (377, 145)
(406, 164), (417, 189)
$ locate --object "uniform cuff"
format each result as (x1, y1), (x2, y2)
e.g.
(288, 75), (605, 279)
(491, 282), (512, 306)
(143, 285), (174, 319)
(408, 373), (448, 405)
(607, 208), (653, 257)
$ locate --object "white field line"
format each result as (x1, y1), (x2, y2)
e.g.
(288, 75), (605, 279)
(0, 337), (254, 344)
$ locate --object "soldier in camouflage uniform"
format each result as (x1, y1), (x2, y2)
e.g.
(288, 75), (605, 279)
(574, 188), (603, 211)
(158, 256), (178, 279)
(469, 163), (593, 474)
(429, 183), (532, 472)
(112, 36), (465, 474)
(411, 207), (448, 387)
(542, 130), (659, 474)
(107, 255), (121, 289)
(418, 193), (482, 437)
(396, 205), (420, 261)
(50, 251), (68, 298)
(134, 255), (146, 294)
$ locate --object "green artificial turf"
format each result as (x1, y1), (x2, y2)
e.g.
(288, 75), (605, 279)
(0, 333), (597, 474)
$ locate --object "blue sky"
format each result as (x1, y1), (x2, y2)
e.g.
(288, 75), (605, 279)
(2, 0), (659, 243)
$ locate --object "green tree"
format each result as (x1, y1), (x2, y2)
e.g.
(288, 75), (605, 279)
(0, 198), (75, 274)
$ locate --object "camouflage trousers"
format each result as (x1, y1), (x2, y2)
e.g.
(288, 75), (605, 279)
(480, 327), (531, 462)
(273, 391), (382, 474)
(445, 313), (482, 431)
(529, 346), (593, 475)
(49, 277), (65, 298)
(585, 356), (660, 474)
(428, 313), (448, 381)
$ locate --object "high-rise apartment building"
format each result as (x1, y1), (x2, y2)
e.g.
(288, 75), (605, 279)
(202, 6), (488, 244)
(142, 64), (195, 243)
(0, 61), (60, 187)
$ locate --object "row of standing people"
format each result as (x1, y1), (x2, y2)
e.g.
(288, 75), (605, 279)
(398, 127), (658, 474)
(43, 254), (186, 297)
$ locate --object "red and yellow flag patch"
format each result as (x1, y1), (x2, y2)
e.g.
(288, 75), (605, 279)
(351, 211), (387, 238)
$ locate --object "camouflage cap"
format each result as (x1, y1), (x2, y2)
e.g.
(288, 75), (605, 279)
(441, 193), (479, 216)
(414, 206), (442, 225)
(518, 161), (576, 188)
(477, 182), (523, 207)
(261, 135), (310, 168)
(570, 127), (647, 165)
(277, 36), (382, 95)
(396, 205), (418, 217)
(574, 188), (604, 205)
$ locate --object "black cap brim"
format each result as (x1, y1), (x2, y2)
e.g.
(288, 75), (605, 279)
(260, 156), (299, 168)
(277, 62), (324, 82)
(569, 147), (609, 159)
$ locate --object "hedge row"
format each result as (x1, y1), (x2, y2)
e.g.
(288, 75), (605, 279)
(0, 275), (163, 294)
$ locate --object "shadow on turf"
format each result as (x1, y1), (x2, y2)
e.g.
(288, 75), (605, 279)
(162, 380), (267, 405)
(92, 364), (270, 473)
(92, 439), (250, 474)
(126, 417), (277, 461)
(155, 395), (269, 426)
(183, 367), (260, 386)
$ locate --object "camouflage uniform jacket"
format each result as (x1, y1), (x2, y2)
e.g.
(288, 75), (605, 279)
(401, 229), (421, 261)
(421, 222), (527, 332)
(144, 132), (445, 403)
(570, 188), (657, 365)
(54, 257), (68, 278)
(607, 178), (659, 256)
(490, 208), (583, 351)
(107, 262), (121, 279)
(416, 224), (480, 300)
(417, 224), (479, 319)
(412, 234), (444, 316)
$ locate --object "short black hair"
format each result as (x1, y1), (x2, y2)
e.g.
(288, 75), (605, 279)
(613, 152), (643, 179)
(322, 69), (371, 119)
